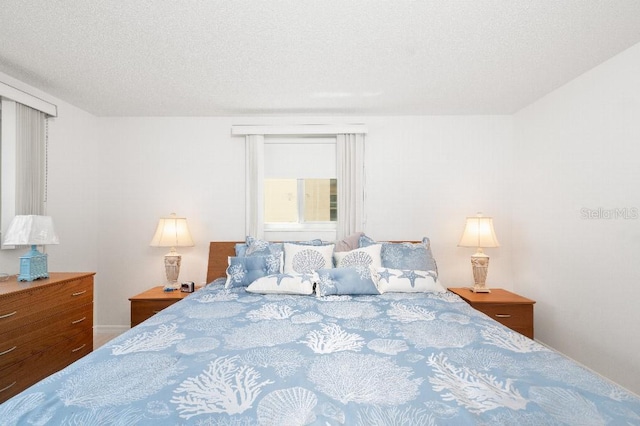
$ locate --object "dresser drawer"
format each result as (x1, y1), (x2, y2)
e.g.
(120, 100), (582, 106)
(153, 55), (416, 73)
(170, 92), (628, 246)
(0, 276), (93, 332)
(0, 302), (92, 370)
(0, 327), (92, 401)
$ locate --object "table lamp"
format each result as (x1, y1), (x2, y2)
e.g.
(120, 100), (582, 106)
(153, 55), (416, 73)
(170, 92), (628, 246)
(150, 213), (194, 291)
(2, 215), (60, 281)
(458, 213), (499, 293)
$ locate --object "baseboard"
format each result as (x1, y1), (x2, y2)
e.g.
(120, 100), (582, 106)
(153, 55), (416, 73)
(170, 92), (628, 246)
(93, 325), (129, 335)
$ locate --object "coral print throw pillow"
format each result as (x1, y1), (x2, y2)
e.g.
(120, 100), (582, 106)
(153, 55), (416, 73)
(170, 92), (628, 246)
(283, 243), (335, 274)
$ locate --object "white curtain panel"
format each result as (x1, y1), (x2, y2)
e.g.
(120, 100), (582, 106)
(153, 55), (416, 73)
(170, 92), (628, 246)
(336, 133), (365, 240)
(15, 103), (46, 215)
(245, 134), (265, 239)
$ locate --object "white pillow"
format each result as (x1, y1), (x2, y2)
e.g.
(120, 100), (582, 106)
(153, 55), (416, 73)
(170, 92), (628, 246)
(374, 268), (445, 293)
(334, 244), (382, 269)
(283, 243), (335, 274)
(246, 273), (316, 295)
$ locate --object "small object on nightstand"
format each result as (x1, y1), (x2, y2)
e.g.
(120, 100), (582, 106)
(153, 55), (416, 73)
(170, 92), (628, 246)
(449, 287), (535, 339)
(181, 281), (195, 292)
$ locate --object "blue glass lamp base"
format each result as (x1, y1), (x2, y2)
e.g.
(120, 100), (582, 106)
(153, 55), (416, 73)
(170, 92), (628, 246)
(17, 245), (49, 282)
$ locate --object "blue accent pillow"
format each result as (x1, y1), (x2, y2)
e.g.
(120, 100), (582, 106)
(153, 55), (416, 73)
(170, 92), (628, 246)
(359, 235), (438, 274)
(245, 236), (283, 257)
(316, 266), (380, 296)
(225, 255), (282, 288)
(235, 243), (248, 257)
(244, 237), (328, 258)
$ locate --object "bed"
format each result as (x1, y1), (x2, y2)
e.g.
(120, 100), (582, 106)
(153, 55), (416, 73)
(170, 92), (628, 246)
(1, 239), (640, 425)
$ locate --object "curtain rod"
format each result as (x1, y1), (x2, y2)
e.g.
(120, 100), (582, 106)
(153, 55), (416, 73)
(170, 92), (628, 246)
(231, 124), (367, 136)
(0, 81), (58, 117)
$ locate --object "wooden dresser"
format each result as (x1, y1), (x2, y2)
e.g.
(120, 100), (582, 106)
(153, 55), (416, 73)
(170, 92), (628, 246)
(0, 272), (94, 403)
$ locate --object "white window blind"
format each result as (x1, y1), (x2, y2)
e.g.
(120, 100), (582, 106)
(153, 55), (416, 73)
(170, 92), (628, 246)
(1, 99), (48, 247)
(15, 103), (46, 215)
(264, 136), (336, 179)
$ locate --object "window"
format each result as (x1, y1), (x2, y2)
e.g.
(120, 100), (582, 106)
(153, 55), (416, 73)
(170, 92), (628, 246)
(264, 178), (337, 224)
(263, 135), (337, 233)
(0, 82), (57, 244)
(234, 124), (366, 240)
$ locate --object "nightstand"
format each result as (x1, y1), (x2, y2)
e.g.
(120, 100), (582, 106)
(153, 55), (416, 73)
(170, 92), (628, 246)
(448, 287), (535, 339)
(129, 286), (197, 327)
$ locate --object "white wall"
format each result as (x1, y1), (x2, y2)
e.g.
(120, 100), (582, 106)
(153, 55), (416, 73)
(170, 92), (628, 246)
(82, 115), (512, 331)
(512, 42), (640, 393)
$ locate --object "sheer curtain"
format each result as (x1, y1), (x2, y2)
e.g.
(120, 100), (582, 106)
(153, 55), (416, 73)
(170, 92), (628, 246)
(245, 134), (265, 238)
(336, 133), (365, 240)
(16, 103), (46, 215)
(238, 125), (367, 241)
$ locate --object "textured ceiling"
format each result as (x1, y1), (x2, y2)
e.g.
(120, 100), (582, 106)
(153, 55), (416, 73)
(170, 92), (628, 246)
(1, 1), (640, 116)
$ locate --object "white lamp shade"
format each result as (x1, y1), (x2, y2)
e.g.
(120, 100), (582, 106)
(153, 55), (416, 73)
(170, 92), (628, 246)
(150, 213), (194, 248)
(458, 214), (499, 249)
(3, 215), (60, 246)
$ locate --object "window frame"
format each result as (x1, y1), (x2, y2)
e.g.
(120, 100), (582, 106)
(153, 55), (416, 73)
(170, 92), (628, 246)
(264, 177), (337, 231)
(234, 124), (367, 241)
(262, 135), (337, 233)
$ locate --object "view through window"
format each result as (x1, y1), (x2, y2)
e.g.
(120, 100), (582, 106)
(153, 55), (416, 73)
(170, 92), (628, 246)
(265, 178), (337, 224)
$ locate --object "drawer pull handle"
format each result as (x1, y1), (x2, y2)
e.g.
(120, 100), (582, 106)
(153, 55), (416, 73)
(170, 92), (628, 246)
(71, 344), (86, 353)
(71, 317), (87, 324)
(0, 346), (17, 356)
(0, 381), (16, 393)
(495, 314), (512, 318)
(72, 290), (87, 297)
(0, 311), (17, 319)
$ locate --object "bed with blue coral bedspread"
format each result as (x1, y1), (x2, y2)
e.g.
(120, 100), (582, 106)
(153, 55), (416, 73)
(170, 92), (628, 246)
(2, 282), (640, 425)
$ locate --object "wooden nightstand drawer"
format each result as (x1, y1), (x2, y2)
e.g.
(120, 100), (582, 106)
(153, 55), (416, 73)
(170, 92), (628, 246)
(130, 300), (179, 326)
(448, 288), (535, 339)
(130, 286), (198, 327)
(477, 303), (532, 328)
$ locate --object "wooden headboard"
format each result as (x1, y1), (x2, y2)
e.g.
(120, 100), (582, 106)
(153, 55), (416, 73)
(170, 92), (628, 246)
(206, 242), (241, 283)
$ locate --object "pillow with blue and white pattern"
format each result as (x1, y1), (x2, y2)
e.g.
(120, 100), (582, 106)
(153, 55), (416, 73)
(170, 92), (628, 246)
(334, 244), (382, 269)
(359, 235), (438, 274)
(244, 236), (328, 258)
(283, 243), (335, 274)
(246, 273), (316, 295)
(316, 266), (380, 296)
(374, 267), (445, 293)
(235, 243), (248, 257)
(224, 254), (283, 288)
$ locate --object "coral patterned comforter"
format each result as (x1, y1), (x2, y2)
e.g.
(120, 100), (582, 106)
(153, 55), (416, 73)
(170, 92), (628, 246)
(2, 283), (640, 425)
